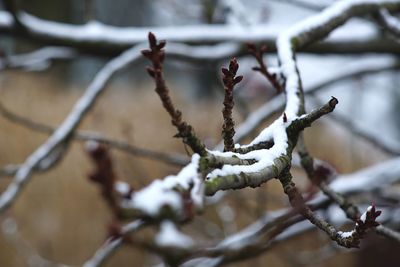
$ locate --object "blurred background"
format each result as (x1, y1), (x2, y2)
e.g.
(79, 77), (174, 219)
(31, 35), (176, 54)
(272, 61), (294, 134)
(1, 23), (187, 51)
(0, 0), (399, 266)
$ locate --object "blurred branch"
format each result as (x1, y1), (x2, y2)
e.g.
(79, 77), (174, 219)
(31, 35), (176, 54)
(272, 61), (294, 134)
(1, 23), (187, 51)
(296, 136), (381, 247)
(297, 136), (360, 220)
(0, 102), (189, 168)
(0, 164), (19, 177)
(220, 0), (254, 26)
(376, 225), (400, 242)
(83, 220), (144, 267)
(221, 58), (243, 151)
(377, 8), (400, 37)
(247, 43), (284, 93)
(330, 111), (400, 155)
(0, 44), (144, 212)
(1, 217), (74, 267)
(309, 96), (400, 155)
(0, 10), (399, 56)
(0, 46), (77, 71)
(268, 0), (327, 11)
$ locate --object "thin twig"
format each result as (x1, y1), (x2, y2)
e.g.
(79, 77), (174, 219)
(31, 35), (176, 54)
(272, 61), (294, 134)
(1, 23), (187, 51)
(247, 43), (284, 93)
(221, 58), (243, 151)
(142, 32), (207, 156)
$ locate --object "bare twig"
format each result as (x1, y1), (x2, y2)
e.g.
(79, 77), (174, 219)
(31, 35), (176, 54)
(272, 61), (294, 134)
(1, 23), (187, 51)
(327, 103), (400, 155)
(221, 58), (243, 151)
(247, 43), (284, 93)
(142, 32), (207, 156)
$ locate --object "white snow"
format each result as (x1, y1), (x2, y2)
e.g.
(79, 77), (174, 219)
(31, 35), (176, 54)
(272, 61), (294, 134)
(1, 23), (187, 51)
(206, 118), (288, 180)
(124, 154), (203, 216)
(360, 206), (373, 223)
(380, 8), (400, 31)
(155, 221), (194, 248)
(337, 230), (355, 238)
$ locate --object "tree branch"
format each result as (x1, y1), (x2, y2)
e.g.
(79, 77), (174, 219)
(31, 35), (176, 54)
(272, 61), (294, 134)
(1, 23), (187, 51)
(0, 44), (144, 212)
(221, 58), (243, 151)
(142, 32), (207, 156)
(0, 9), (399, 56)
(0, 101), (189, 168)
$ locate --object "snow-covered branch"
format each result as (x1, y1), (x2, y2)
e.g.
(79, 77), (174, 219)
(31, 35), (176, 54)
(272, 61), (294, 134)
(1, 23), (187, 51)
(0, 44), (145, 212)
(77, 1), (400, 264)
(2, 0), (400, 265)
(225, 57), (400, 148)
(378, 8), (400, 37)
(0, 46), (77, 71)
(0, 7), (399, 56)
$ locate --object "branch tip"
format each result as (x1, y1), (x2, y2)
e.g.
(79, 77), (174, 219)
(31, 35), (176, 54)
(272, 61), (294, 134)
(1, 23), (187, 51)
(143, 32), (206, 156)
(247, 43), (283, 93)
(329, 96), (339, 108)
(221, 58), (243, 151)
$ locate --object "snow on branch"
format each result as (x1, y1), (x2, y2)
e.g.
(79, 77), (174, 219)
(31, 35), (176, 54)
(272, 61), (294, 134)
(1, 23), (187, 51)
(0, 44), (145, 212)
(80, 35), (340, 236)
(378, 8), (400, 37)
(0, 6), (399, 56)
(224, 40), (400, 150)
(186, 156), (400, 265)
(77, 3), (400, 264)
(0, 46), (77, 71)
(2, 0), (400, 266)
